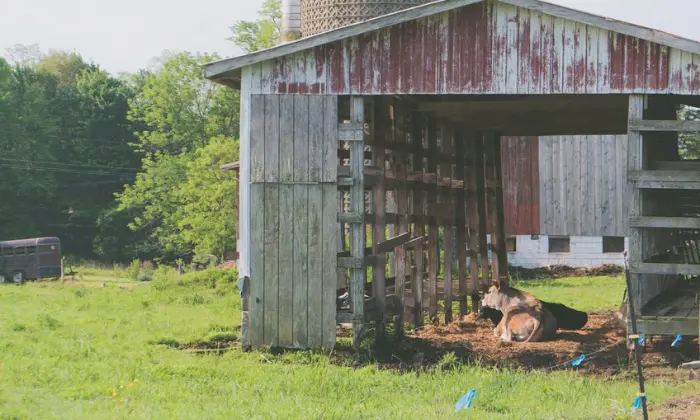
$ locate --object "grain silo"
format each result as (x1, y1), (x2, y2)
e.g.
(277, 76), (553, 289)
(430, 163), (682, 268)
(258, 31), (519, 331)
(282, 0), (436, 40)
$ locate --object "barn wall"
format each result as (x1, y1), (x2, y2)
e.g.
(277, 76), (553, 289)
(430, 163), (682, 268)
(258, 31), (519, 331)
(249, 94), (338, 349)
(248, 2), (700, 95)
(501, 136), (539, 234)
(538, 134), (628, 237)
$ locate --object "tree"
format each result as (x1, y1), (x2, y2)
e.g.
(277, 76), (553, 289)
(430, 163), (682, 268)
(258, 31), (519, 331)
(229, 0), (281, 53)
(115, 52), (240, 261)
(679, 105), (700, 160)
(4, 43), (43, 66)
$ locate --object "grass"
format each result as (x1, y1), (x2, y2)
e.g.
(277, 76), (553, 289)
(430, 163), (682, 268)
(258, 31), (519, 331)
(0, 268), (697, 419)
(514, 276), (627, 312)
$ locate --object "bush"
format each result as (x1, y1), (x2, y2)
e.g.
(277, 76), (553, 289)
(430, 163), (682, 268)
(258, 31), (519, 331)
(149, 267), (239, 292)
(127, 259), (141, 281)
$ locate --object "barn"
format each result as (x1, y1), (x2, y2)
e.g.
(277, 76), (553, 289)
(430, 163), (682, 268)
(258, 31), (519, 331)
(206, 0), (700, 350)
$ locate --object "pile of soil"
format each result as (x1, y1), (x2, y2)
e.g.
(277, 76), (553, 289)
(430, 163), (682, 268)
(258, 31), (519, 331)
(216, 260), (238, 270)
(510, 264), (623, 280)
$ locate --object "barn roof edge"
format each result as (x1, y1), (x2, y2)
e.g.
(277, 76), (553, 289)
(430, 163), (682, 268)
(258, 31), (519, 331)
(203, 0), (700, 86)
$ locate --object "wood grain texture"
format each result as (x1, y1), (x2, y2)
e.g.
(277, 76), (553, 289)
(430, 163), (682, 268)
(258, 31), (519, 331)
(251, 95), (266, 184)
(321, 184), (338, 347)
(292, 184), (309, 348)
(250, 183), (265, 347)
(263, 184), (280, 347)
(307, 185), (324, 348)
(278, 184), (294, 346)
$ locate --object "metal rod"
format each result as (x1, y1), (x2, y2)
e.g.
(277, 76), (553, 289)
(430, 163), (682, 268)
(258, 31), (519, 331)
(623, 251), (649, 420)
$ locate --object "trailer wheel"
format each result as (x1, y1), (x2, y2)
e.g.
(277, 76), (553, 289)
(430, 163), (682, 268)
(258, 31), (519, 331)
(12, 271), (24, 285)
(0, 273), (7, 284)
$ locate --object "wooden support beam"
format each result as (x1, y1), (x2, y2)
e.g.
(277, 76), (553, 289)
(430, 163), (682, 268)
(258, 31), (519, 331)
(630, 216), (700, 229)
(349, 97), (366, 350)
(466, 134), (480, 313)
(628, 120), (700, 132)
(371, 101), (387, 341)
(411, 114), (426, 327)
(426, 116), (439, 322)
(491, 132), (509, 289)
(454, 129), (468, 318)
(441, 123), (454, 324)
(629, 263), (700, 276)
(376, 232), (412, 253)
(474, 133), (490, 293)
(394, 100), (409, 338)
(627, 94), (645, 313)
(629, 171), (700, 183)
(338, 122), (364, 141)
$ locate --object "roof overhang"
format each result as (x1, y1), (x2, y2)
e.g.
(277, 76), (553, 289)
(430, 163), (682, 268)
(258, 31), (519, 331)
(204, 0), (700, 88)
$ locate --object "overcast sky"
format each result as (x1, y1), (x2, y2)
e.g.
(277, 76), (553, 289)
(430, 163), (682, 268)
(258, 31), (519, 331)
(1, 0), (698, 75)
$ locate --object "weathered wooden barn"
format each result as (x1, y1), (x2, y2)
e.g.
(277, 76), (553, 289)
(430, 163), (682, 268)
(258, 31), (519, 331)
(206, 0), (700, 349)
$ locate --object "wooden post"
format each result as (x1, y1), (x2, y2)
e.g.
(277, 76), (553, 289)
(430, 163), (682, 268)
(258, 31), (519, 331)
(441, 123), (454, 324)
(474, 133), (490, 292)
(60, 257), (65, 283)
(627, 94), (645, 318)
(372, 100), (387, 341)
(490, 132), (509, 288)
(466, 134), (480, 312)
(454, 129), (468, 317)
(426, 116), (439, 323)
(349, 96), (366, 351)
(411, 114), (426, 327)
(394, 104), (409, 338)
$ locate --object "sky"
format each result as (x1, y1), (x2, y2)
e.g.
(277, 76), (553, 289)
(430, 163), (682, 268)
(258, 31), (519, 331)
(1, 0), (699, 75)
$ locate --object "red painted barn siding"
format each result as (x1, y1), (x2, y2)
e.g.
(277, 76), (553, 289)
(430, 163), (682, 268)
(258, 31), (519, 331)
(250, 2), (700, 95)
(501, 136), (540, 235)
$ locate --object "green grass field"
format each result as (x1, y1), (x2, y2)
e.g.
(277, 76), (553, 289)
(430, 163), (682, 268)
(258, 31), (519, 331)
(0, 267), (697, 419)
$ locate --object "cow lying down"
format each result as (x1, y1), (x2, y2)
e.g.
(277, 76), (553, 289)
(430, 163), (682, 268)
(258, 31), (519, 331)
(480, 285), (587, 342)
(479, 299), (589, 331)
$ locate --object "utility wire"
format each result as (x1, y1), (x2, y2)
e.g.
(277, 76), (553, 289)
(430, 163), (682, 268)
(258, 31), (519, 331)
(0, 163), (137, 177)
(0, 129), (136, 146)
(0, 157), (141, 172)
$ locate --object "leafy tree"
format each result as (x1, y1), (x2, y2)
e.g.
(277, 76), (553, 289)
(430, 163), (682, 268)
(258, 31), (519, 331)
(229, 0), (281, 53)
(679, 105), (700, 160)
(115, 52), (240, 261)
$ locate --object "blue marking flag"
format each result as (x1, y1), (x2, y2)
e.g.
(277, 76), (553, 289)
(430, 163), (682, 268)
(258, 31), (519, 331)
(455, 389), (477, 412)
(638, 334), (645, 345)
(672, 335), (683, 347)
(631, 393), (646, 415)
(571, 355), (586, 367)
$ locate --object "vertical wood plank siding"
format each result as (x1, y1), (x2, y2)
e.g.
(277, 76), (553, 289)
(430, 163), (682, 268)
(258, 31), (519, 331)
(538, 134), (628, 237)
(500, 136), (539, 234)
(247, 2), (700, 95)
(249, 93), (338, 349)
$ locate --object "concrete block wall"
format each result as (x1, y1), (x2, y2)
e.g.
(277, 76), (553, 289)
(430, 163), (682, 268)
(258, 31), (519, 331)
(493, 235), (628, 269)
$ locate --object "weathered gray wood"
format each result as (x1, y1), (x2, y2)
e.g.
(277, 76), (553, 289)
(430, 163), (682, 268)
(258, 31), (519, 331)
(238, 67), (253, 349)
(426, 117), (439, 322)
(338, 212), (363, 223)
(264, 95), (280, 183)
(627, 94), (645, 313)
(629, 120), (700, 132)
(655, 160), (700, 171)
(466, 134), (480, 312)
(633, 181), (700, 190)
(337, 257), (364, 269)
(491, 133), (509, 288)
(630, 263), (700, 276)
(680, 361), (700, 370)
(475, 135), (490, 292)
(394, 116), (409, 338)
(322, 96), (339, 183)
(292, 184), (308, 348)
(321, 184), (338, 348)
(349, 97), (366, 350)
(278, 184), (294, 346)
(339, 122), (364, 141)
(308, 96), (324, 182)
(636, 318), (700, 336)
(630, 217), (700, 229)
(293, 96), (310, 183)
(376, 232), (411, 253)
(372, 102), (387, 339)
(279, 96), (295, 182)
(263, 184), (280, 347)
(250, 95), (266, 184)
(454, 129), (467, 317)
(411, 115), (425, 327)
(404, 235), (428, 249)
(629, 171), (700, 183)
(307, 185), (324, 348)
(204, 0), (700, 82)
(250, 183), (265, 347)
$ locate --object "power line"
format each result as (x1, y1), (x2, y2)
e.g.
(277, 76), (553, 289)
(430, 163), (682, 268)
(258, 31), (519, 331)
(0, 163), (137, 177)
(0, 157), (141, 172)
(0, 129), (136, 146)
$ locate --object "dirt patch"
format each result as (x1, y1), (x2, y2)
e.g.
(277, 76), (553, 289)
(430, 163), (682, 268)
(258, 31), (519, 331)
(654, 393), (700, 419)
(510, 264), (623, 280)
(216, 260), (238, 270)
(332, 311), (698, 377)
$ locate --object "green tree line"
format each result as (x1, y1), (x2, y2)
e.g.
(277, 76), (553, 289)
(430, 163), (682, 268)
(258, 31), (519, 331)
(0, 0), (280, 264)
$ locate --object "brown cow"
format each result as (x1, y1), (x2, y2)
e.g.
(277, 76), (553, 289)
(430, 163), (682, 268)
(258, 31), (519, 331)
(481, 285), (558, 342)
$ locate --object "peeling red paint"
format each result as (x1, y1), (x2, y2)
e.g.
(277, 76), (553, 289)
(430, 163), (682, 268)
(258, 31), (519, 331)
(501, 136), (540, 235)
(255, 2), (697, 96)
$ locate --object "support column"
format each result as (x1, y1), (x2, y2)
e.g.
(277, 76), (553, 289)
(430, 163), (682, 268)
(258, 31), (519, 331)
(349, 96), (366, 351)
